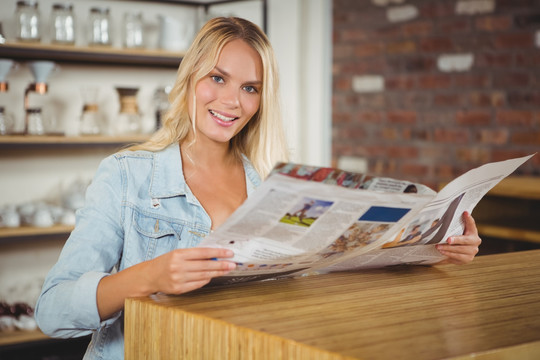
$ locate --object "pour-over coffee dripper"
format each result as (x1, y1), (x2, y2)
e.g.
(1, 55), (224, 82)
(24, 61), (57, 134)
(114, 87), (141, 135)
(0, 59), (15, 92)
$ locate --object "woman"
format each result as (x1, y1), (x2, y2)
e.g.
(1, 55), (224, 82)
(35, 17), (288, 359)
(35, 16), (481, 359)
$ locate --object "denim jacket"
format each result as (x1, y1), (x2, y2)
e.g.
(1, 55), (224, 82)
(35, 143), (261, 360)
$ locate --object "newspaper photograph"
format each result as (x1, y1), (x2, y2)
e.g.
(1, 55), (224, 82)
(198, 154), (535, 286)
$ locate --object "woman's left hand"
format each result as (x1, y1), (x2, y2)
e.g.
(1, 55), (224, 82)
(436, 211), (482, 265)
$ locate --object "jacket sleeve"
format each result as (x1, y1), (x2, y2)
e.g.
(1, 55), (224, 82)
(35, 154), (126, 338)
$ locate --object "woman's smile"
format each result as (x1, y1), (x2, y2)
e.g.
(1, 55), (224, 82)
(209, 109), (239, 127)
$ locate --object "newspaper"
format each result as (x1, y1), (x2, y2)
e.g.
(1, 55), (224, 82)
(198, 154), (535, 286)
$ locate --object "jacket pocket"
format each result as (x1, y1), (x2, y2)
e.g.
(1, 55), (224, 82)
(132, 211), (182, 260)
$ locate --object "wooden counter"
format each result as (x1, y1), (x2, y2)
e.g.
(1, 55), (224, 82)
(125, 250), (540, 360)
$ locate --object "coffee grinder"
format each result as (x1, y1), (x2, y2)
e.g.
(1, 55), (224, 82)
(24, 61), (56, 134)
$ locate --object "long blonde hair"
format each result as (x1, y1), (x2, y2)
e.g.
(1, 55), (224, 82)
(129, 17), (289, 178)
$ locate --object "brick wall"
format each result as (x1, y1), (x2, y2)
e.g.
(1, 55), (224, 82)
(332, 0), (540, 189)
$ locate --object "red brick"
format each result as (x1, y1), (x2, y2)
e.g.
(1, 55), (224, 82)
(356, 111), (384, 123)
(387, 146), (419, 159)
(388, 56), (435, 73)
(336, 59), (388, 74)
(493, 72), (530, 88)
(379, 127), (413, 141)
(456, 148), (491, 164)
(419, 2), (455, 18)
(454, 74), (491, 88)
(456, 111), (492, 126)
(419, 37), (455, 52)
(511, 131), (540, 145)
(333, 112), (353, 124)
(355, 42), (384, 57)
(385, 75), (416, 90)
(468, 92), (506, 107)
(385, 41), (417, 54)
(336, 29), (370, 43)
(494, 33), (534, 49)
(475, 53), (513, 68)
(418, 74), (452, 89)
(491, 149), (533, 162)
(435, 164), (456, 180)
(355, 94), (386, 109)
(433, 94), (463, 107)
(334, 77), (351, 91)
(433, 128), (471, 143)
(475, 16), (512, 31)
(515, 53), (540, 68)
(400, 163), (430, 178)
(387, 111), (417, 124)
(507, 91), (540, 107)
(437, 18), (472, 34)
(477, 129), (509, 145)
(401, 21), (434, 36)
(496, 110), (534, 126)
(333, 44), (355, 60)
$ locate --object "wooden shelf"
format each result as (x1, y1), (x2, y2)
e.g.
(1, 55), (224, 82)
(477, 223), (540, 244)
(484, 176), (540, 200)
(0, 330), (49, 347)
(0, 225), (73, 239)
(0, 134), (150, 146)
(0, 42), (183, 68)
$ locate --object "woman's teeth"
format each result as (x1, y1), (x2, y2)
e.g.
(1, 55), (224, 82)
(210, 110), (236, 122)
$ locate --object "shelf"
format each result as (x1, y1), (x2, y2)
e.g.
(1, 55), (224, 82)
(0, 225), (74, 239)
(0, 134), (150, 146)
(0, 330), (49, 347)
(0, 42), (183, 68)
(484, 176), (540, 200)
(477, 223), (540, 244)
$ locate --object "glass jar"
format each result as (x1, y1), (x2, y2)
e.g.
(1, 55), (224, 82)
(0, 107), (15, 135)
(51, 3), (75, 45)
(88, 7), (112, 46)
(123, 12), (144, 49)
(153, 85), (171, 130)
(26, 107), (44, 135)
(15, 0), (41, 42)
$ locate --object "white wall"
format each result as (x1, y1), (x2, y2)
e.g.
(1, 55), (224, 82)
(0, 0), (331, 302)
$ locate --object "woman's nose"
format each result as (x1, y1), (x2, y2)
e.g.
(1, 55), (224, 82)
(220, 86), (240, 108)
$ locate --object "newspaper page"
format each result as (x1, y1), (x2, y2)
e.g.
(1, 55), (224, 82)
(198, 154), (534, 285)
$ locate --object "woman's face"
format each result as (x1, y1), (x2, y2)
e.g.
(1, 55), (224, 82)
(189, 39), (263, 145)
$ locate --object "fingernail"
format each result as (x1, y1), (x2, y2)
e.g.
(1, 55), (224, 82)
(227, 262), (237, 270)
(447, 237), (452, 244)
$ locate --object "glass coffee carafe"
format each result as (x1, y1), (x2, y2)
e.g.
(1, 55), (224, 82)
(114, 87), (141, 135)
(79, 86), (102, 135)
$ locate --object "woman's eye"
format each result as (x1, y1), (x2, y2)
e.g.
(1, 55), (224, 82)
(211, 75), (224, 83)
(243, 85), (257, 94)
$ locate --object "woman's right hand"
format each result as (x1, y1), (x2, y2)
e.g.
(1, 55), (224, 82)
(146, 247), (237, 295)
(97, 247), (235, 320)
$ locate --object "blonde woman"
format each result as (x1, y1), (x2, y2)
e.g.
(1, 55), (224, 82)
(35, 17), (288, 359)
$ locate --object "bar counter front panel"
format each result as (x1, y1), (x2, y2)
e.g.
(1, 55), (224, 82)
(125, 249), (540, 360)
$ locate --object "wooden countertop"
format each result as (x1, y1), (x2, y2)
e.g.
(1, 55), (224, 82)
(125, 250), (540, 360)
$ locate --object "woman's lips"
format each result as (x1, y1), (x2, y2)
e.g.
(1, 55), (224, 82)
(209, 109), (239, 127)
